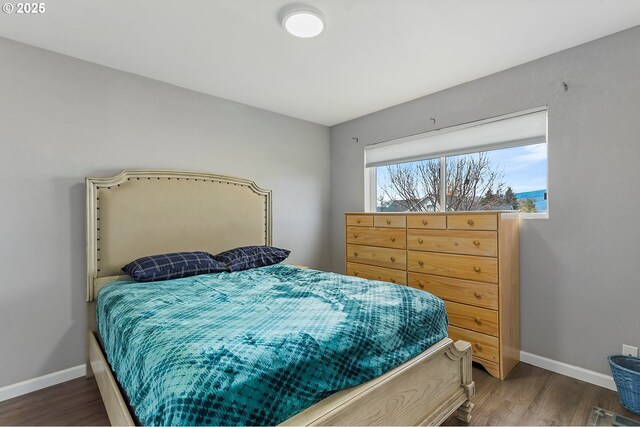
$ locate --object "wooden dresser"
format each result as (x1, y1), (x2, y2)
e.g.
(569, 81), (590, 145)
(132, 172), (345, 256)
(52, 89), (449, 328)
(344, 211), (519, 379)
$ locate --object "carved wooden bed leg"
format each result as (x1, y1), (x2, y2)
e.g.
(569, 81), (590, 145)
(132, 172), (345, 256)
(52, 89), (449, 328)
(456, 400), (474, 423)
(453, 341), (475, 424)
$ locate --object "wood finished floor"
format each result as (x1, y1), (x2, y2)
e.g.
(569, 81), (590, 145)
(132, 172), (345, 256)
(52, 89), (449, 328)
(0, 362), (637, 426)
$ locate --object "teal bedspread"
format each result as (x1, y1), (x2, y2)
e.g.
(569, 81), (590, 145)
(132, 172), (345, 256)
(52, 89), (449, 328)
(97, 264), (447, 426)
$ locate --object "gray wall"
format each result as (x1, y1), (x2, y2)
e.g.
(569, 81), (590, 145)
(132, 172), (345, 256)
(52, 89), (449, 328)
(330, 26), (640, 375)
(0, 37), (330, 387)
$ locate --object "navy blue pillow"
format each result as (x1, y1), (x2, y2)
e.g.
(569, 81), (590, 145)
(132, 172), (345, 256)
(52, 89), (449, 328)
(122, 251), (228, 282)
(213, 246), (291, 272)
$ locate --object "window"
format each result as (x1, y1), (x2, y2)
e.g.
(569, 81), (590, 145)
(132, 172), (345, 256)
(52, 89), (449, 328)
(366, 108), (548, 217)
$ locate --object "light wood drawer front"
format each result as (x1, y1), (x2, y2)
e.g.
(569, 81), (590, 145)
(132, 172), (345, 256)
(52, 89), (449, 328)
(406, 215), (447, 230)
(407, 273), (498, 310)
(374, 215), (407, 228)
(407, 229), (497, 257)
(347, 245), (406, 270)
(346, 215), (373, 227)
(448, 214), (497, 231)
(346, 262), (407, 285)
(407, 251), (498, 283)
(448, 325), (499, 363)
(346, 226), (406, 249)
(445, 301), (499, 336)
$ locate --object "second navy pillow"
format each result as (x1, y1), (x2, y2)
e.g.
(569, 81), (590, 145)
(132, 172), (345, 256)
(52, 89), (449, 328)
(214, 246), (291, 272)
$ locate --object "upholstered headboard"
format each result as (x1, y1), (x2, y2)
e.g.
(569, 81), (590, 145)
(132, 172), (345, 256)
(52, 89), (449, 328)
(86, 170), (272, 301)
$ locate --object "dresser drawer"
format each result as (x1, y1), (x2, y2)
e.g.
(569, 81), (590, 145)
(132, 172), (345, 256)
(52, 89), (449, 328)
(346, 262), (406, 285)
(448, 214), (497, 231)
(448, 325), (499, 363)
(407, 229), (497, 257)
(407, 273), (498, 310)
(346, 214), (374, 227)
(374, 215), (406, 228)
(406, 215), (447, 230)
(407, 251), (498, 283)
(346, 226), (406, 249)
(445, 301), (499, 336)
(346, 244), (406, 270)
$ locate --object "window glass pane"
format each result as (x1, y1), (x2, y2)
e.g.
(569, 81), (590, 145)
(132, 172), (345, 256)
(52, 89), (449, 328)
(445, 143), (547, 213)
(376, 158), (440, 212)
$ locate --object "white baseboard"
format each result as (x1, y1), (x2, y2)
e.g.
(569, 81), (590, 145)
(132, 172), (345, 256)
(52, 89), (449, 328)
(520, 351), (616, 391)
(0, 364), (87, 402)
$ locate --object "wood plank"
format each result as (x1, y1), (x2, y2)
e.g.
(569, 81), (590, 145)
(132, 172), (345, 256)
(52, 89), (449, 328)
(408, 251), (498, 284)
(447, 214), (498, 231)
(445, 301), (499, 337)
(448, 325), (499, 363)
(345, 214), (373, 227)
(408, 272), (498, 310)
(519, 372), (586, 426)
(407, 229), (498, 257)
(373, 215), (406, 228)
(498, 215), (520, 379)
(491, 362), (553, 425)
(0, 377), (109, 426)
(406, 215), (447, 230)
(346, 262), (407, 285)
(346, 226), (406, 249)
(346, 244), (406, 270)
(570, 380), (638, 425)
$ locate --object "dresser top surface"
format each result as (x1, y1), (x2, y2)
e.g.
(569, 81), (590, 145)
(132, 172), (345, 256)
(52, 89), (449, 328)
(344, 211), (516, 216)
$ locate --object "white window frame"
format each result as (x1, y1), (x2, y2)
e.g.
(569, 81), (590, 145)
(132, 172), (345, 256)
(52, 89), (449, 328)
(365, 108), (549, 219)
(365, 166), (377, 212)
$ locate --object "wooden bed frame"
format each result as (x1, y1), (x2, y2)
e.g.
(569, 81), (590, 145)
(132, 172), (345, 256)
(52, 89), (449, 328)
(86, 170), (474, 426)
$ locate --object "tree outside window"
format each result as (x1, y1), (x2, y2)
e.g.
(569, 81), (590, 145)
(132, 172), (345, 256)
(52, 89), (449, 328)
(376, 143), (547, 214)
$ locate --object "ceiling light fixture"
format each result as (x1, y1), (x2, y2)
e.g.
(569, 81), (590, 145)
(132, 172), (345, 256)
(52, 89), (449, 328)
(280, 5), (325, 38)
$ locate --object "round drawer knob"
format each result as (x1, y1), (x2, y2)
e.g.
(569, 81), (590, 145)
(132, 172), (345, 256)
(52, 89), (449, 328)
(390, 257), (396, 262)
(475, 343), (483, 352)
(473, 266), (481, 273)
(354, 234), (358, 238)
(418, 238), (424, 244)
(418, 282), (424, 289)
(422, 219), (428, 225)
(473, 291), (482, 298)
(418, 260), (424, 266)
(354, 271), (359, 275)
(390, 278), (396, 283)
(473, 240), (480, 246)
(467, 219), (474, 226)
(386, 219), (391, 225)
(390, 237), (396, 242)
(474, 317), (482, 325)
(354, 252), (358, 257)
(356, 219), (361, 224)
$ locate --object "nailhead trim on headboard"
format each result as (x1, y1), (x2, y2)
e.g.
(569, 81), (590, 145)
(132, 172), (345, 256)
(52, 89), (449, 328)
(86, 170), (272, 301)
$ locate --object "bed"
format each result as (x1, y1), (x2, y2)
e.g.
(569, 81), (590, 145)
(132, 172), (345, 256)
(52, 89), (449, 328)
(86, 170), (474, 426)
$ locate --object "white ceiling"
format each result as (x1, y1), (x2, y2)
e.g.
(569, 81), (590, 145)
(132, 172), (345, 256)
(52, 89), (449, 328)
(1, 1), (639, 126)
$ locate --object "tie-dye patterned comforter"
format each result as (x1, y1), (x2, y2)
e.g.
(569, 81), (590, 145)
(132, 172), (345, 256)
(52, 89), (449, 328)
(97, 264), (447, 426)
